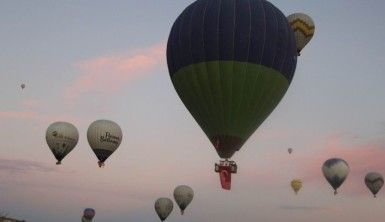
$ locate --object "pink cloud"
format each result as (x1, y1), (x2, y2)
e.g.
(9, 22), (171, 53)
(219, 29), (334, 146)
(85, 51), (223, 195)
(232, 132), (385, 195)
(0, 111), (39, 120)
(296, 134), (385, 196)
(64, 43), (166, 99)
(20, 98), (43, 110)
(0, 158), (57, 174)
(0, 110), (86, 127)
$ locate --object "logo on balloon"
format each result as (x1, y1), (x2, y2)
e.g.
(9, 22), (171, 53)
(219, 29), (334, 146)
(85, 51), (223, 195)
(100, 132), (120, 145)
(51, 131), (76, 142)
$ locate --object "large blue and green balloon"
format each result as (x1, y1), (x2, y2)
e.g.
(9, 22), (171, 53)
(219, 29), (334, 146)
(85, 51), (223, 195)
(167, 0), (297, 159)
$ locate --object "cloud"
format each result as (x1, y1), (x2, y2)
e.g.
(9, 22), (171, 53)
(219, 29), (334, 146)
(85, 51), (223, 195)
(64, 43), (166, 99)
(233, 132), (385, 196)
(1, 98), (46, 120)
(278, 205), (336, 211)
(20, 98), (43, 110)
(0, 159), (56, 174)
(0, 109), (87, 128)
(0, 111), (39, 120)
(296, 133), (385, 196)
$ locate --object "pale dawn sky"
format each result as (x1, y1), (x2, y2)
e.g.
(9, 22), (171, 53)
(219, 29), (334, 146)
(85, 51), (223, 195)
(1, 1), (385, 221)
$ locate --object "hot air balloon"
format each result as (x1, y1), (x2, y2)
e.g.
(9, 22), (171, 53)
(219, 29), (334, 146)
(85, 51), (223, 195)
(46, 122), (79, 165)
(167, 0), (298, 190)
(82, 208), (95, 222)
(21, 84), (25, 90)
(287, 13), (315, 56)
(288, 148), (293, 154)
(155, 198), (173, 221)
(365, 172), (384, 198)
(291, 179), (302, 195)
(173, 185), (194, 215)
(322, 158), (349, 195)
(87, 120), (122, 167)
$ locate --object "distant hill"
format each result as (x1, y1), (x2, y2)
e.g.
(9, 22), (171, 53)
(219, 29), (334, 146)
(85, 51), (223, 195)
(0, 216), (25, 222)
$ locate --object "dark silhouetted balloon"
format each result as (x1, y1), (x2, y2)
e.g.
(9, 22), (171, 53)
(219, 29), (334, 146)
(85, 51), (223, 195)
(322, 158), (349, 195)
(365, 172), (384, 198)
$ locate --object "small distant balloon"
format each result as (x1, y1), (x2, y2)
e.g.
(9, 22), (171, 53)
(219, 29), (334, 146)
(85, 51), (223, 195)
(82, 208), (95, 222)
(322, 158), (349, 195)
(21, 84), (25, 90)
(291, 179), (302, 195)
(287, 12), (315, 55)
(155, 198), (173, 221)
(173, 185), (194, 215)
(365, 172), (384, 198)
(288, 148), (293, 154)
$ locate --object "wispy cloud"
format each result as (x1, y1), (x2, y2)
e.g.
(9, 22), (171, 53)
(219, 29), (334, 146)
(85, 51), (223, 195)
(296, 133), (385, 195)
(235, 132), (385, 195)
(1, 98), (44, 119)
(0, 158), (56, 174)
(64, 43), (166, 100)
(0, 109), (87, 127)
(20, 98), (43, 110)
(0, 111), (39, 120)
(278, 205), (338, 212)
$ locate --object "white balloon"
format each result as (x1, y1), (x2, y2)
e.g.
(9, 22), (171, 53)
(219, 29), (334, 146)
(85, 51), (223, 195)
(155, 198), (173, 221)
(46, 122), (79, 165)
(173, 185), (194, 215)
(87, 120), (122, 167)
(287, 12), (315, 55)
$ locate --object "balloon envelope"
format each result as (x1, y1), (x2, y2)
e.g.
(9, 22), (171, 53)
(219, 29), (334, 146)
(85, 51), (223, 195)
(291, 179), (302, 194)
(46, 122), (79, 164)
(87, 120), (122, 167)
(365, 172), (384, 197)
(83, 208), (95, 220)
(155, 198), (173, 221)
(322, 158), (349, 195)
(288, 148), (293, 154)
(21, 84), (25, 89)
(167, 0), (297, 159)
(287, 12), (315, 55)
(173, 185), (194, 215)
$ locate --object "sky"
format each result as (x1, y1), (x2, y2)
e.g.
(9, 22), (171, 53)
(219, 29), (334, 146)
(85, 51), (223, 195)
(1, 0), (385, 221)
